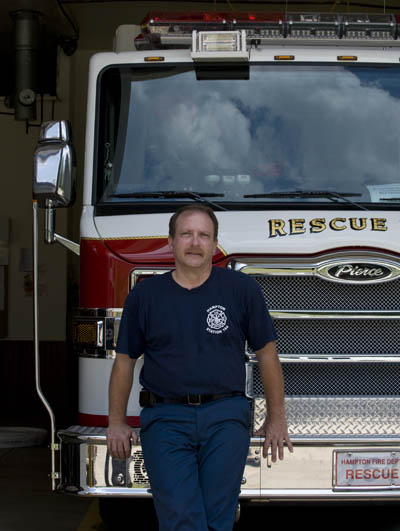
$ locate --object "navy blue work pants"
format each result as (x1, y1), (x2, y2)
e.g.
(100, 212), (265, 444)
(140, 395), (251, 531)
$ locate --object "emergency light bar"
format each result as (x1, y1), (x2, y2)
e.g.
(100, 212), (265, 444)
(286, 13), (340, 39)
(134, 11), (400, 51)
(342, 13), (396, 39)
(136, 11), (284, 50)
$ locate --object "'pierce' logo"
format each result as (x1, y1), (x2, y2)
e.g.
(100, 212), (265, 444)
(322, 263), (393, 282)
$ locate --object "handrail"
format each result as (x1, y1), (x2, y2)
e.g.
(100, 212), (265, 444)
(33, 200), (58, 490)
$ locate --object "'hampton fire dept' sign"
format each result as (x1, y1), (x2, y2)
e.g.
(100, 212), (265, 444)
(334, 451), (400, 488)
(268, 217), (387, 238)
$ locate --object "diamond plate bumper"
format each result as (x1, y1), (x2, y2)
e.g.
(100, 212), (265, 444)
(57, 417), (400, 501)
(253, 396), (400, 439)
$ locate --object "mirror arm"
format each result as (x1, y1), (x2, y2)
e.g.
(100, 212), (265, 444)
(44, 202), (56, 244)
(53, 233), (80, 256)
(45, 202), (80, 256)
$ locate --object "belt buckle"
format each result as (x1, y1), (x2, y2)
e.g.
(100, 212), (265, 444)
(187, 394), (202, 405)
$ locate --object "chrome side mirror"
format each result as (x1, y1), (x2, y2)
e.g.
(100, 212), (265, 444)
(33, 120), (76, 208)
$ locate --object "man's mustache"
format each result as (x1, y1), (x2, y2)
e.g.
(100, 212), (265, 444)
(185, 248), (204, 255)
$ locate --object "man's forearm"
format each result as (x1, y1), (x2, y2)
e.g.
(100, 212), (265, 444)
(108, 353), (135, 424)
(254, 340), (292, 460)
(107, 354), (137, 458)
(256, 341), (286, 418)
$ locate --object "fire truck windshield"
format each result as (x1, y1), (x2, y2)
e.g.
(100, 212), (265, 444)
(96, 64), (400, 208)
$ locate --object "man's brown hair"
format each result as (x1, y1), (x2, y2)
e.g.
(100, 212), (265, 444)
(169, 205), (219, 240)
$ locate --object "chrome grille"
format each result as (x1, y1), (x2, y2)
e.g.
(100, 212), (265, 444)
(252, 274), (400, 311)
(274, 319), (400, 356)
(252, 362), (400, 397)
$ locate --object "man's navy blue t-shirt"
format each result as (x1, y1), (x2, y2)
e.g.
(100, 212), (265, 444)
(116, 266), (277, 397)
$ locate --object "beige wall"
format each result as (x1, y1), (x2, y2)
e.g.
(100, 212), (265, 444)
(0, 72), (69, 340)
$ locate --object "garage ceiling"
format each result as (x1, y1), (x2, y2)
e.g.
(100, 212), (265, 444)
(0, 0), (396, 55)
(0, 0), (397, 39)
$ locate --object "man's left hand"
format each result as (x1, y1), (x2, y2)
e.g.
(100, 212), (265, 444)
(254, 416), (293, 462)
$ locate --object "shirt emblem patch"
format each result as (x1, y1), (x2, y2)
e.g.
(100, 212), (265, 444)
(206, 305), (229, 334)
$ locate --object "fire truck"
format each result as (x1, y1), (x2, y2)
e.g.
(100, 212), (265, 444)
(33, 10), (400, 513)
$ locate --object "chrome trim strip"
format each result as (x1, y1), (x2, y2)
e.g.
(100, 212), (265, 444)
(58, 429), (400, 447)
(229, 253), (400, 285)
(71, 487), (400, 499)
(255, 489), (400, 499)
(130, 268), (170, 289)
(248, 355), (400, 362)
(75, 488), (153, 497)
(239, 490), (261, 498)
(77, 349), (116, 360)
(261, 437), (400, 445)
(271, 310), (400, 320)
(76, 308), (123, 318)
(237, 265), (316, 276)
(96, 320), (104, 348)
(230, 251), (400, 268)
(245, 361), (253, 398)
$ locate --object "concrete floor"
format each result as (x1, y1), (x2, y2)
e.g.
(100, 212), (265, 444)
(0, 445), (99, 531)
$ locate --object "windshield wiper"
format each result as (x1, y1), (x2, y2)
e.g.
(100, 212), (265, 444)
(110, 190), (227, 211)
(243, 190), (369, 211)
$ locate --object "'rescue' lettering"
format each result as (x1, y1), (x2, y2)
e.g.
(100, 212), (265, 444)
(290, 219), (306, 234)
(345, 469), (400, 480)
(269, 217), (387, 237)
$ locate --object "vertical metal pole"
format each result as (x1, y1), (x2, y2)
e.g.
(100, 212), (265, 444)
(33, 200), (58, 490)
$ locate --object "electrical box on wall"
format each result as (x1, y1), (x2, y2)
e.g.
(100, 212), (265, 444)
(0, 218), (10, 338)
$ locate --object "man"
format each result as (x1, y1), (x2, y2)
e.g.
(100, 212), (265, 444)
(107, 204), (292, 531)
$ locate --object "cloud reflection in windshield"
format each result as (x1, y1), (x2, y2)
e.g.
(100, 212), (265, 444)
(118, 66), (400, 202)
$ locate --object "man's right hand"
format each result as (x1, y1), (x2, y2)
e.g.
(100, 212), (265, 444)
(107, 422), (138, 459)
(107, 354), (136, 459)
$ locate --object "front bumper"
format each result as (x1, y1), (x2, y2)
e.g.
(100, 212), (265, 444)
(57, 427), (400, 501)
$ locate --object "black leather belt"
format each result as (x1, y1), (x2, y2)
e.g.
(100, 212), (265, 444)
(140, 390), (243, 407)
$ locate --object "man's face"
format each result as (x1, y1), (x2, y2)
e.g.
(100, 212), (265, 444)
(168, 211), (218, 271)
